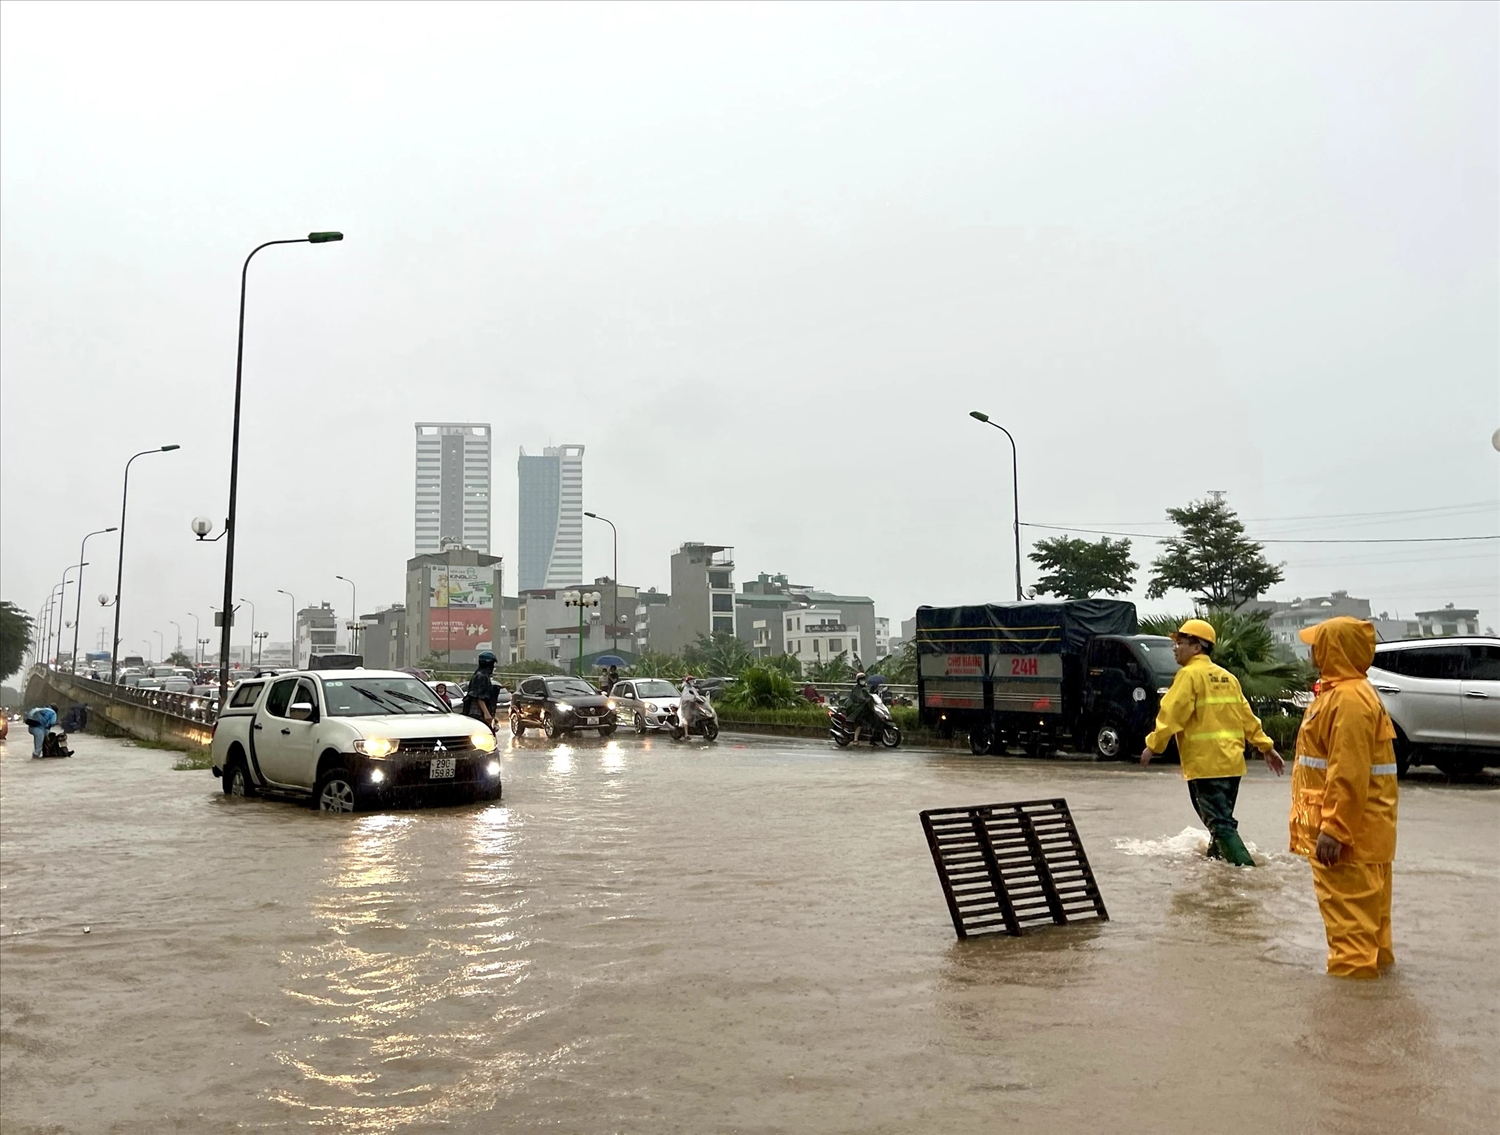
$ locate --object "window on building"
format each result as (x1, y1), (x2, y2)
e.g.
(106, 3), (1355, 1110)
(712, 593), (733, 613)
(708, 571), (731, 589)
(712, 616), (734, 634)
(829, 638), (842, 652)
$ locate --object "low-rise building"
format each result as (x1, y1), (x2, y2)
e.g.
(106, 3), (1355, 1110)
(1416, 604), (1482, 637)
(1257, 591), (1373, 659)
(403, 544), (505, 669)
(297, 602), (340, 663)
(646, 543), (736, 655)
(361, 606), (408, 670)
(784, 607), (862, 665)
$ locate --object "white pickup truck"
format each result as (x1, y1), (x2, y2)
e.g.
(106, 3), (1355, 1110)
(209, 668), (501, 811)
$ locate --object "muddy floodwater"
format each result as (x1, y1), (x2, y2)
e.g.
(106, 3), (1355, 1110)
(2, 732), (1497, 1134)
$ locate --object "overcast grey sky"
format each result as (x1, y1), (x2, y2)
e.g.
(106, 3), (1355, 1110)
(3, 1), (1496, 659)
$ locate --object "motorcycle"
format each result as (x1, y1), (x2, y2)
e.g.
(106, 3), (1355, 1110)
(829, 694), (901, 748)
(667, 686), (719, 742)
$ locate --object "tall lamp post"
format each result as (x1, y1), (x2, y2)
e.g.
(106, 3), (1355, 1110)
(237, 597), (257, 666)
(968, 411), (1024, 602)
(562, 590), (600, 676)
(334, 575), (358, 656)
(71, 526), (117, 675)
(41, 586), (62, 666)
(188, 613), (203, 666)
(584, 511), (619, 654)
(276, 589), (297, 669)
(53, 566), (87, 666)
(169, 620), (182, 660)
(110, 444), (181, 684)
(216, 231), (344, 709)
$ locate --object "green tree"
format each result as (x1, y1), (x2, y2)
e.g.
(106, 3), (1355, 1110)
(1029, 535), (1138, 599)
(1146, 497), (1284, 609)
(760, 652), (802, 680)
(868, 638), (917, 685)
(625, 651), (688, 681)
(0, 601), (34, 683)
(167, 650), (194, 668)
(1139, 610), (1313, 703)
(717, 664), (802, 711)
(805, 651), (856, 683)
(684, 632), (754, 677)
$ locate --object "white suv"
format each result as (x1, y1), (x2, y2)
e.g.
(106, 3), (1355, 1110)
(1368, 638), (1500, 776)
(209, 669), (502, 811)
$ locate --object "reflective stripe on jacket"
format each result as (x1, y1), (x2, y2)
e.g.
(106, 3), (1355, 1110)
(1288, 617), (1398, 863)
(1144, 654), (1275, 780)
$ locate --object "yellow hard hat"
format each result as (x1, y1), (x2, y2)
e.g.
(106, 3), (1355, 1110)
(1172, 618), (1217, 646)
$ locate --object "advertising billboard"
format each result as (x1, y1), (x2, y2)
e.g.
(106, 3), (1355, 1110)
(429, 565), (496, 652)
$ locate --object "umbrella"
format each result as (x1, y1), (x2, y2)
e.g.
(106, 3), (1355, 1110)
(594, 655), (627, 667)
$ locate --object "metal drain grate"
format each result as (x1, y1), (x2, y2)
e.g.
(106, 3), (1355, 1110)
(920, 798), (1109, 939)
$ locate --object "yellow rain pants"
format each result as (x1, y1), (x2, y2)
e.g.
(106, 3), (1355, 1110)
(1310, 861), (1394, 978)
(1290, 617), (1399, 978)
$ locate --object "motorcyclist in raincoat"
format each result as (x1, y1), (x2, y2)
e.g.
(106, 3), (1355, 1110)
(844, 673), (880, 744)
(1140, 619), (1284, 865)
(1290, 616), (1399, 978)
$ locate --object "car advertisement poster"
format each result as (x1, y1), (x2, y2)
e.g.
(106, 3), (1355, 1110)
(429, 565), (495, 652)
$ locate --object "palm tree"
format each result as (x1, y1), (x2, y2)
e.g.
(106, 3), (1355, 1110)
(1139, 610), (1312, 703)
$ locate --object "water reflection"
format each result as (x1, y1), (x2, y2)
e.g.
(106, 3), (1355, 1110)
(549, 746), (573, 775)
(601, 742), (625, 772)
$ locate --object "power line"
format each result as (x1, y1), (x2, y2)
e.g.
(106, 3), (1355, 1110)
(1022, 522), (1500, 545)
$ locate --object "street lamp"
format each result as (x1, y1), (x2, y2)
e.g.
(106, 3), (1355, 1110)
(237, 597), (257, 665)
(53, 565), (86, 668)
(71, 526), (117, 675)
(334, 575), (358, 655)
(217, 231), (345, 709)
(154, 630), (165, 662)
(188, 613), (202, 666)
(169, 620), (182, 660)
(41, 585), (62, 667)
(110, 444), (182, 684)
(276, 589), (297, 669)
(584, 511), (620, 654)
(968, 411), (1024, 602)
(562, 590), (601, 676)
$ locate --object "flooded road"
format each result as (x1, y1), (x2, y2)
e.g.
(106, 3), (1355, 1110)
(2, 731), (1497, 1134)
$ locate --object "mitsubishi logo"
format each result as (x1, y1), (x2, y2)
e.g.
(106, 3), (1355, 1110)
(433, 740), (447, 752)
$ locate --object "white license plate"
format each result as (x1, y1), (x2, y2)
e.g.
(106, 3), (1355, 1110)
(429, 757), (456, 779)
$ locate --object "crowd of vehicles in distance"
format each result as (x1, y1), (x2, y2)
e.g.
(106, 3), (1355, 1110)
(209, 668), (502, 812)
(916, 599), (1180, 759)
(607, 678), (683, 733)
(828, 695), (901, 748)
(1369, 637), (1500, 776)
(509, 676), (618, 738)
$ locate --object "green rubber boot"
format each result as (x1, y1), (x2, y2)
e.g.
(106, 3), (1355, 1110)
(1214, 828), (1256, 867)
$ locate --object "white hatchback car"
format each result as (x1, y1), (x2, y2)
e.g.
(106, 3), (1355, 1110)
(608, 678), (682, 733)
(1368, 638), (1500, 776)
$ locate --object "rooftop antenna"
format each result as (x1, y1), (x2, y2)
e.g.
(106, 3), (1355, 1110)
(1206, 490), (1227, 502)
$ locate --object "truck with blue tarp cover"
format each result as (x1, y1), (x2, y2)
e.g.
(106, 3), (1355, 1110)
(915, 599), (1183, 759)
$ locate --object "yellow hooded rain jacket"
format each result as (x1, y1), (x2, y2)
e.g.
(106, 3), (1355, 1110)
(1289, 617), (1398, 862)
(1145, 653), (1275, 780)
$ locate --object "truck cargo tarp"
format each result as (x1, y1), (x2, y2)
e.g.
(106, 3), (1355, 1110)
(916, 600), (1138, 656)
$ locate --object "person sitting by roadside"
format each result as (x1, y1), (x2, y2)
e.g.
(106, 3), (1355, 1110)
(24, 704), (59, 758)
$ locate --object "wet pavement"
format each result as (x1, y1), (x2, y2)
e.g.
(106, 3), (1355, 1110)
(2, 731), (1497, 1134)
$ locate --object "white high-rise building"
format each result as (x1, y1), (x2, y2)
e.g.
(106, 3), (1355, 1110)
(414, 423), (491, 555)
(517, 444), (584, 590)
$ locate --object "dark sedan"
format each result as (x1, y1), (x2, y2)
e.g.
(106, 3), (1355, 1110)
(510, 676), (617, 739)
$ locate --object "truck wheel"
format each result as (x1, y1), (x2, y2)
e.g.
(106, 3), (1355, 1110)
(969, 729), (991, 756)
(314, 767), (358, 812)
(1093, 719), (1128, 761)
(222, 756), (256, 797)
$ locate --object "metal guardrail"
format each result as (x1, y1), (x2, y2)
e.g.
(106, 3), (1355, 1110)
(38, 667), (220, 725)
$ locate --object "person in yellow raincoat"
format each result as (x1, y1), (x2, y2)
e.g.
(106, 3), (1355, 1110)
(1140, 618), (1285, 865)
(1290, 616), (1399, 978)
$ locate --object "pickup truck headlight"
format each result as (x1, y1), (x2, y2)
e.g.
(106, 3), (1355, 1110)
(353, 737), (399, 758)
(470, 730), (498, 753)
